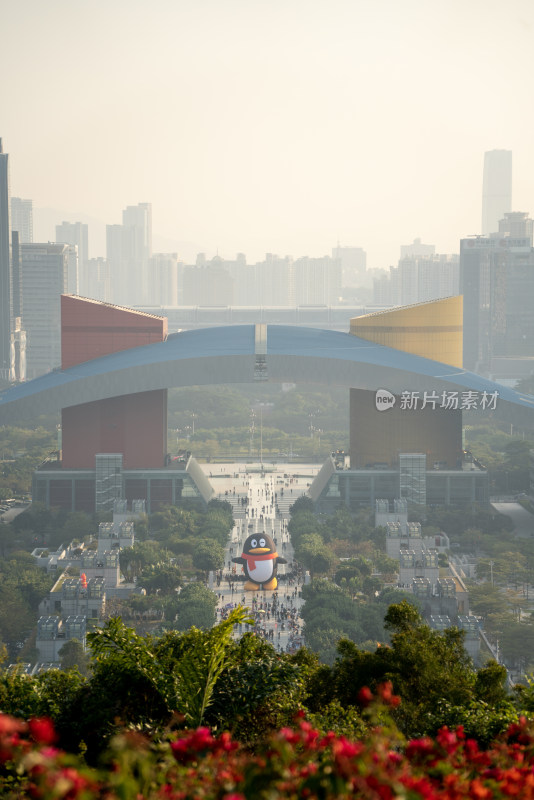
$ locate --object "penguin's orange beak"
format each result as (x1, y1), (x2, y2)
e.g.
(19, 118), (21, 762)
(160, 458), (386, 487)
(249, 547), (270, 553)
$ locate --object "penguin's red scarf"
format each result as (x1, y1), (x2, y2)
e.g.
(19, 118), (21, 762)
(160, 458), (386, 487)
(241, 551), (279, 570)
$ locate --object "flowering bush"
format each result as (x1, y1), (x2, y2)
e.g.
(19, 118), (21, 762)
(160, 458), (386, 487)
(2, 687), (534, 798)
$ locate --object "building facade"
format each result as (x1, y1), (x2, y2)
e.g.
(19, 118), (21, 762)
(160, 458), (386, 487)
(0, 140), (12, 381)
(308, 297), (489, 511)
(33, 296), (214, 513)
(10, 197), (33, 243)
(332, 245), (366, 288)
(55, 221), (88, 294)
(105, 203), (152, 308)
(460, 234), (534, 375)
(373, 253), (459, 307)
(20, 243), (69, 378)
(482, 149), (512, 235)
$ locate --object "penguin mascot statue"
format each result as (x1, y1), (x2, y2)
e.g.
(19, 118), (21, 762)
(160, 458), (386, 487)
(232, 533), (287, 591)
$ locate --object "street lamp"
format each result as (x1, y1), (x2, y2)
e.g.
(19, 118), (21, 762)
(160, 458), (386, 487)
(249, 411), (255, 457)
(260, 405), (263, 466)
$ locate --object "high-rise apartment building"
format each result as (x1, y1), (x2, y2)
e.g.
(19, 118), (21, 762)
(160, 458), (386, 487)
(55, 221), (88, 295)
(0, 143), (26, 383)
(460, 234), (534, 374)
(400, 238), (435, 260)
(106, 223), (125, 304)
(482, 150), (512, 235)
(148, 253), (180, 306)
(293, 256), (341, 305)
(332, 246), (366, 288)
(0, 139), (12, 380)
(373, 253), (459, 307)
(107, 203), (152, 306)
(498, 211), (534, 244)
(256, 254), (294, 306)
(122, 203), (152, 262)
(10, 197), (33, 243)
(83, 257), (113, 303)
(183, 260), (234, 305)
(123, 202), (152, 305)
(20, 243), (69, 378)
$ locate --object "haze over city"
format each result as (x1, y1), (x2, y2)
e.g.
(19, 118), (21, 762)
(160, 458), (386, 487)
(3, 0), (534, 267)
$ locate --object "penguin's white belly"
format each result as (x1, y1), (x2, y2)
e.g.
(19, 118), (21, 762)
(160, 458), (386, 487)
(248, 560), (274, 583)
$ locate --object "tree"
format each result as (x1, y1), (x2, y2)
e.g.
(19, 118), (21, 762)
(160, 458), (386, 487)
(468, 582), (509, 621)
(119, 541), (163, 581)
(289, 495), (314, 516)
(138, 561), (182, 595)
(474, 659), (508, 707)
(0, 556), (54, 658)
(78, 607), (251, 758)
(58, 639), (90, 676)
(335, 558), (372, 584)
(499, 622), (534, 672)
(383, 600), (422, 633)
(61, 512), (96, 542)
(300, 543), (336, 578)
(192, 540), (225, 578)
(173, 583), (218, 631)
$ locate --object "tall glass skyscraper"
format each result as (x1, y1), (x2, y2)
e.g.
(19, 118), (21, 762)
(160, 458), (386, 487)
(0, 139), (13, 381)
(482, 149), (512, 235)
(11, 197), (33, 243)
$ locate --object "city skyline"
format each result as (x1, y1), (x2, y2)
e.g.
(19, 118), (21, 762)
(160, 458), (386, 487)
(3, 0), (534, 269)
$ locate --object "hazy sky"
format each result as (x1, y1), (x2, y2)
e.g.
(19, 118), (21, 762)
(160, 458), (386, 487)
(2, 0), (534, 267)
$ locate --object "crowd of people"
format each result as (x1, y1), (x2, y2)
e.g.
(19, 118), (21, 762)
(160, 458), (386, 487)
(206, 464), (317, 653)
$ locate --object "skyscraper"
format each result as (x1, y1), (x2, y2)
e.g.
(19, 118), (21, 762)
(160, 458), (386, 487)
(10, 197), (33, 243)
(55, 221), (88, 292)
(293, 256), (341, 305)
(0, 139), (13, 381)
(106, 203), (152, 306)
(20, 243), (69, 378)
(459, 234), (534, 374)
(482, 150), (512, 235)
(332, 246), (366, 288)
(123, 202), (152, 305)
(498, 211), (534, 244)
(400, 238), (435, 260)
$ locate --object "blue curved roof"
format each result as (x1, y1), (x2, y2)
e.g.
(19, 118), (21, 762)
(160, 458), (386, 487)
(1, 325), (533, 424)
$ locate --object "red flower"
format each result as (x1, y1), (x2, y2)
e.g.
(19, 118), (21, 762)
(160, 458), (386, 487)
(357, 686), (373, 706)
(405, 736), (435, 761)
(469, 778), (492, 799)
(376, 681), (401, 707)
(332, 737), (364, 759)
(0, 714), (26, 736)
(436, 726), (460, 754)
(28, 717), (57, 746)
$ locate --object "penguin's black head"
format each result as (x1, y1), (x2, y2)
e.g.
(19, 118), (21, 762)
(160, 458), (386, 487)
(243, 533), (276, 554)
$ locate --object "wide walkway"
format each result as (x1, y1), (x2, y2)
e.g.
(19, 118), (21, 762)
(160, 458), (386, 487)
(205, 463), (319, 653)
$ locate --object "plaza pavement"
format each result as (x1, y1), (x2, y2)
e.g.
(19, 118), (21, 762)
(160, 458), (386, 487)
(204, 462), (320, 653)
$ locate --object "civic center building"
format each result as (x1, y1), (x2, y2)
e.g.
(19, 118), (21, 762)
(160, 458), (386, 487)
(311, 296), (490, 511)
(1, 293), (533, 514)
(34, 296), (214, 513)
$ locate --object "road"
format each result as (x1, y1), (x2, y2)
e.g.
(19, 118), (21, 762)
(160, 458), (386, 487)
(205, 463), (319, 653)
(0, 503), (30, 524)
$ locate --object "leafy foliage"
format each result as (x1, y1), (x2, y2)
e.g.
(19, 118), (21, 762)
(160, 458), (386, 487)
(6, 693), (534, 799)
